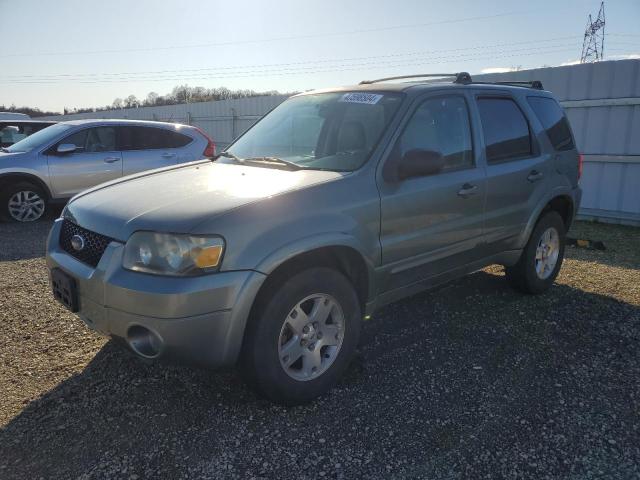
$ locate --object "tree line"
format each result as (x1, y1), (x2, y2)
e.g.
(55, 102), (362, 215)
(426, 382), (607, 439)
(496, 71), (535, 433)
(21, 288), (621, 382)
(2, 85), (293, 117)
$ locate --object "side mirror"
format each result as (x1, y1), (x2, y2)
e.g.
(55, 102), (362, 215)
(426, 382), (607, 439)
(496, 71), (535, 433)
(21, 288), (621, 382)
(56, 143), (77, 154)
(397, 149), (445, 180)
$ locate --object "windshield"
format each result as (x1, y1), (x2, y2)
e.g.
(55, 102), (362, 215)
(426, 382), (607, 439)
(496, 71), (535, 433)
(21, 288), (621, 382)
(224, 92), (404, 171)
(5, 123), (71, 153)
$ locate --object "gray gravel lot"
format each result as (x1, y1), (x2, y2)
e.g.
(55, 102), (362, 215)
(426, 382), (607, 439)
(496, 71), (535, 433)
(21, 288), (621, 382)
(0, 219), (639, 479)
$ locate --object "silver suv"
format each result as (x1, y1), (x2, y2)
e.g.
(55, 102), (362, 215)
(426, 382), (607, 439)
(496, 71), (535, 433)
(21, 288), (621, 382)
(0, 119), (215, 222)
(46, 73), (582, 404)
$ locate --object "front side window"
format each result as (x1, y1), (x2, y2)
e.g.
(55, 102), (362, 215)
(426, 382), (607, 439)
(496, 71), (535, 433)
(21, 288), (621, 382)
(225, 91), (404, 171)
(5, 123), (71, 153)
(395, 95), (474, 173)
(527, 96), (575, 151)
(477, 97), (532, 164)
(60, 127), (116, 153)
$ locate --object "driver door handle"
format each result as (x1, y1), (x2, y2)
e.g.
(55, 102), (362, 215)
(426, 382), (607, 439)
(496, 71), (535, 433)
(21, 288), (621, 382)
(527, 170), (544, 182)
(103, 156), (120, 163)
(161, 152), (177, 158)
(457, 183), (478, 198)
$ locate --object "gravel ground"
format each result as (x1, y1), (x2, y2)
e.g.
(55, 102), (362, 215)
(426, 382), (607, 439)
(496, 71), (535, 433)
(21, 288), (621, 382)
(0, 219), (638, 479)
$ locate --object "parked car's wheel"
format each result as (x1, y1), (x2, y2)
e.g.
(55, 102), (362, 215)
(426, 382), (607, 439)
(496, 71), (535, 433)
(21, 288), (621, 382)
(0, 182), (47, 222)
(505, 211), (566, 294)
(241, 267), (362, 405)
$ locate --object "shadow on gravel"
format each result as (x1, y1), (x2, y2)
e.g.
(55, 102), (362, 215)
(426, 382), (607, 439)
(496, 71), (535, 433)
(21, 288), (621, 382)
(0, 204), (63, 261)
(1, 270), (639, 479)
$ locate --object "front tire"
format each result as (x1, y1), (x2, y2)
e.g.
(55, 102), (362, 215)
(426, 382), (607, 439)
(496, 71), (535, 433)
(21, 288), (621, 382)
(0, 182), (47, 223)
(240, 267), (362, 405)
(505, 211), (566, 294)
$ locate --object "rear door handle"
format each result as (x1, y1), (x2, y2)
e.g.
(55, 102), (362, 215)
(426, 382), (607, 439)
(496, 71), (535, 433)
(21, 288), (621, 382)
(161, 152), (177, 158)
(527, 170), (544, 182)
(103, 156), (120, 163)
(457, 183), (479, 198)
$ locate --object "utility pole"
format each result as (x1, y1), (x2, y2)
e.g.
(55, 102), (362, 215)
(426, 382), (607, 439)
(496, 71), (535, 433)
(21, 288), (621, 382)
(581, 1), (606, 63)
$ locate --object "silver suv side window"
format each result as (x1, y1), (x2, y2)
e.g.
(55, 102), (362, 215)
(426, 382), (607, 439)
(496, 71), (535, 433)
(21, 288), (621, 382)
(477, 97), (532, 163)
(397, 96), (474, 173)
(60, 127), (117, 153)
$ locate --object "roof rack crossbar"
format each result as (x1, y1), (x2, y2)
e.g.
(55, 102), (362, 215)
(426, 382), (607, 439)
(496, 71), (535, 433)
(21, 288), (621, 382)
(359, 72), (472, 85)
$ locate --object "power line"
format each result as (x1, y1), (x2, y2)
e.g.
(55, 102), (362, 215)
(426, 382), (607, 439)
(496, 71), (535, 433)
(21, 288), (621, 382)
(1, 45), (584, 85)
(0, 35), (584, 81)
(0, 11), (531, 59)
(581, 1), (606, 63)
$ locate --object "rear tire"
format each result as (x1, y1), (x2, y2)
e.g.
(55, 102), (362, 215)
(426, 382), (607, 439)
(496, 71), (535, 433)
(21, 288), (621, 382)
(240, 267), (361, 405)
(0, 182), (48, 223)
(505, 211), (566, 294)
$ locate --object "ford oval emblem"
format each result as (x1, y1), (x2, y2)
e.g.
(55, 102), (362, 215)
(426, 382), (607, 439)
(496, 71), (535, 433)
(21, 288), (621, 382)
(71, 234), (85, 251)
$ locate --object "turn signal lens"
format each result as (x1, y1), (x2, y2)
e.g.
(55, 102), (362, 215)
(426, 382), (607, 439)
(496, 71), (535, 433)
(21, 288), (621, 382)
(193, 245), (223, 268)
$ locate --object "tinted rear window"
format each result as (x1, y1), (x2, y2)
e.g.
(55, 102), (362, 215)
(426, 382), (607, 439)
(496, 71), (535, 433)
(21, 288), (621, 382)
(477, 97), (532, 164)
(527, 96), (575, 151)
(119, 126), (192, 150)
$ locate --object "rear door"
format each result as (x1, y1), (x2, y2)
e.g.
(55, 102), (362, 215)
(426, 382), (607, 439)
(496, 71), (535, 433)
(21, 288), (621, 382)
(119, 126), (195, 176)
(378, 93), (487, 291)
(473, 93), (551, 251)
(46, 126), (122, 197)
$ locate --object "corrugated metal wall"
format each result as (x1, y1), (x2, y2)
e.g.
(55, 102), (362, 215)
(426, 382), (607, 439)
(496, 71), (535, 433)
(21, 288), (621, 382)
(42, 59), (640, 224)
(41, 94), (290, 151)
(476, 59), (640, 225)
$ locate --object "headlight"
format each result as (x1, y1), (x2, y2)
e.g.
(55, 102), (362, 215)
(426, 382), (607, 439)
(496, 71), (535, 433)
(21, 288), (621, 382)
(123, 232), (224, 276)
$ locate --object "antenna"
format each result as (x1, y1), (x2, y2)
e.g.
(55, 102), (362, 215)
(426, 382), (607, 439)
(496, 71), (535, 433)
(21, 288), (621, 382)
(580, 1), (606, 63)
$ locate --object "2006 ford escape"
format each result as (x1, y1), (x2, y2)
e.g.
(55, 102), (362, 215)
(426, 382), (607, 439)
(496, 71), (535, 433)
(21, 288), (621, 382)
(47, 73), (582, 405)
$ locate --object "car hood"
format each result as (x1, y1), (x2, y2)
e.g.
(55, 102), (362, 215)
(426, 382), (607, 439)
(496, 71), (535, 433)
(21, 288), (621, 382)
(0, 150), (28, 162)
(64, 160), (346, 241)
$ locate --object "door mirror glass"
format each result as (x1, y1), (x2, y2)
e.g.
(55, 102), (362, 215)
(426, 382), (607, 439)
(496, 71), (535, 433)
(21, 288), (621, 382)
(397, 149), (445, 180)
(56, 143), (77, 154)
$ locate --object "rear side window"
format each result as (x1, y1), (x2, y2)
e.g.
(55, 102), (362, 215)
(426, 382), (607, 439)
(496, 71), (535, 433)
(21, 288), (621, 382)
(396, 95), (474, 173)
(119, 127), (192, 150)
(477, 97), (532, 164)
(527, 96), (575, 151)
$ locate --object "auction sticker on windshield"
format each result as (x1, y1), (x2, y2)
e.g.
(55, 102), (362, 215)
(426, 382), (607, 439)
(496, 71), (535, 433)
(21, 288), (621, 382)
(339, 93), (383, 105)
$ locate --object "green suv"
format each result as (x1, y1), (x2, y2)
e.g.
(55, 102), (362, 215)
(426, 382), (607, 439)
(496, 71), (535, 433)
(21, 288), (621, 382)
(47, 73), (582, 404)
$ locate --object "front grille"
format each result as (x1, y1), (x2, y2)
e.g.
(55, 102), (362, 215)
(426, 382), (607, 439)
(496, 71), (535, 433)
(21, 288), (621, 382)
(59, 219), (113, 268)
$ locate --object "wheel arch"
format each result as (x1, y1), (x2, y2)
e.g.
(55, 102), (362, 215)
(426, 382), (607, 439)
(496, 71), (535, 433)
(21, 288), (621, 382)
(520, 190), (575, 247)
(0, 172), (52, 200)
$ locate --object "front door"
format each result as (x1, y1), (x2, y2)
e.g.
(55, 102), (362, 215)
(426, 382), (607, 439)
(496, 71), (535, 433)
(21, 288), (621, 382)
(378, 94), (486, 292)
(47, 126), (122, 197)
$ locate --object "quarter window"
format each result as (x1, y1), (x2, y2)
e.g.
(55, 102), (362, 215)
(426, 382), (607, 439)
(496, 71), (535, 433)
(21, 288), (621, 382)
(477, 97), (532, 163)
(396, 96), (474, 173)
(527, 96), (575, 151)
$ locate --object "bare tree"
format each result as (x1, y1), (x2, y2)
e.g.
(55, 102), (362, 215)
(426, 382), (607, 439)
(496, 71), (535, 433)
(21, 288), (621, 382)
(112, 98), (124, 109)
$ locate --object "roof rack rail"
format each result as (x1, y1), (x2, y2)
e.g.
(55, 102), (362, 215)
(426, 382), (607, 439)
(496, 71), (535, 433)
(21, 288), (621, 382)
(489, 80), (544, 90)
(359, 72), (472, 85)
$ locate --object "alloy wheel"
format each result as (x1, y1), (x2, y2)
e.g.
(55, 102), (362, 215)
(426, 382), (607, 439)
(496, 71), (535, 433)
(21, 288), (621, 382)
(278, 293), (345, 381)
(8, 190), (45, 222)
(535, 227), (560, 280)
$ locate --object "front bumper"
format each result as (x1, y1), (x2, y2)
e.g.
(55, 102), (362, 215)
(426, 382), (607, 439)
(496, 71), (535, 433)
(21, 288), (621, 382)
(46, 219), (266, 368)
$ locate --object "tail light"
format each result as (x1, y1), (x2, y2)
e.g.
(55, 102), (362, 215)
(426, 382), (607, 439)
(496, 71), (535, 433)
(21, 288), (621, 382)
(195, 127), (216, 158)
(578, 153), (583, 180)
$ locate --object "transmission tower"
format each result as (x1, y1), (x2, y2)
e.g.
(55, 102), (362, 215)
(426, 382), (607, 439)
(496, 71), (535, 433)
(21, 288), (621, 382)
(581, 2), (606, 63)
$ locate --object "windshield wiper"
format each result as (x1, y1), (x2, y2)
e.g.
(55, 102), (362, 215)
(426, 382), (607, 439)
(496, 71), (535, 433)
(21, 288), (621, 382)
(0, 147), (9, 153)
(215, 151), (302, 170)
(214, 150), (243, 163)
(242, 156), (302, 170)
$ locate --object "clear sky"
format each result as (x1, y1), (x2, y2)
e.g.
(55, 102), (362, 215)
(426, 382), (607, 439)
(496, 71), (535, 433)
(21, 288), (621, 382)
(1, 0), (638, 112)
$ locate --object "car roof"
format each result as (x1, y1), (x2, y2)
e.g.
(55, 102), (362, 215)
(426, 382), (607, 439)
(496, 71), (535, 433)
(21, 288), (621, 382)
(60, 118), (192, 129)
(299, 80), (554, 98)
(0, 120), (57, 125)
